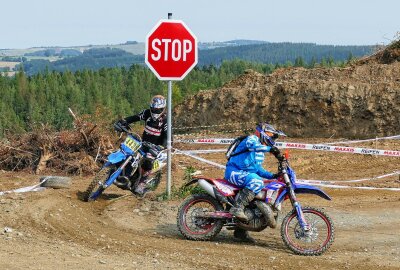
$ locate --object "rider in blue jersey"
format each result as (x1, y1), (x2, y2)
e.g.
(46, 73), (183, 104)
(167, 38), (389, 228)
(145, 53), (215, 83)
(225, 122), (284, 222)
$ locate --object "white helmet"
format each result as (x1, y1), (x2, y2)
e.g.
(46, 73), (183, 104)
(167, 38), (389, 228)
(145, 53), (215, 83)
(150, 95), (166, 120)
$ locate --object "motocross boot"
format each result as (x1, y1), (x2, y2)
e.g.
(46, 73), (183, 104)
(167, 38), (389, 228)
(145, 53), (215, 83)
(133, 181), (147, 196)
(233, 228), (255, 243)
(132, 168), (151, 196)
(229, 188), (255, 222)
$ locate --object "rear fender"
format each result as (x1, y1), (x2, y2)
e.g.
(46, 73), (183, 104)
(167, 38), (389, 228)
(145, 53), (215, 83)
(184, 176), (218, 187)
(275, 184), (331, 205)
(184, 177), (234, 205)
(183, 178), (201, 187)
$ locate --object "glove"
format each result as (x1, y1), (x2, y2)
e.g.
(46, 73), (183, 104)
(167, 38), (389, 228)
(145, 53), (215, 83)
(276, 153), (284, 162)
(114, 123), (123, 132)
(272, 173), (281, 179)
(270, 146), (280, 156)
(114, 119), (127, 132)
(270, 146), (284, 161)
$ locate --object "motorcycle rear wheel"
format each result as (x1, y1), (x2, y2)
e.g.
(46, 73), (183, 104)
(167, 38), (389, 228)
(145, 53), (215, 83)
(281, 206), (334, 256)
(83, 166), (114, 202)
(177, 193), (224, 241)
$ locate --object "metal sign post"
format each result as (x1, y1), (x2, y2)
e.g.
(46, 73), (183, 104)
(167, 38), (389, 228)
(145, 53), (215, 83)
(166, 13), (172, 199)
(145, 12), (198, 199)
(167, 81), (172, 198)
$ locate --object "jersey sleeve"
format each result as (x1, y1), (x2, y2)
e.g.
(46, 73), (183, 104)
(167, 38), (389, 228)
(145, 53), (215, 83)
(257, 166), (274, 179)
(245, 135), (271, 152)
(124, 109), (147, 124)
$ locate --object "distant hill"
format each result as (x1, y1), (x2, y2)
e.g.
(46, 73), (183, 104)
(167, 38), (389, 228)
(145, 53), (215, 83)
(0, 40), (260, 56)
(198, 42), (375, 66)
(0, 42), (145, 57)
(198, 40), (268, 50)
(5, 40), (376, 75)
(20, 48), (143, 75)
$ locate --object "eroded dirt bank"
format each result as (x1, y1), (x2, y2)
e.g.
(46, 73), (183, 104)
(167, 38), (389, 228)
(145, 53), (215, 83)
(174, 44), (400, 138)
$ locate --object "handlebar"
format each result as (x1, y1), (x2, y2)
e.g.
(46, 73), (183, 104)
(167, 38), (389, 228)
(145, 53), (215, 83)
(114, 122), (142, 142)
(277, 156), (289, 173)
(114, 122), (130, 133)
(142, 141), (164, 157)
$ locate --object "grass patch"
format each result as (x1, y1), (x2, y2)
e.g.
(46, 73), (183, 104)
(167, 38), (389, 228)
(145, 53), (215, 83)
(158, 166), (205, 201)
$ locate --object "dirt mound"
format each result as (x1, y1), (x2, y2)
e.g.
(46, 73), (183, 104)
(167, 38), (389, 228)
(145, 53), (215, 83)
(358, 38), (400, 65)
(174, 44), (400, 138)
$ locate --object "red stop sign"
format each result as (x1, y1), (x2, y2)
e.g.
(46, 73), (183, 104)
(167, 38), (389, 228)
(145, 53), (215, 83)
(145, 20), (198, 81)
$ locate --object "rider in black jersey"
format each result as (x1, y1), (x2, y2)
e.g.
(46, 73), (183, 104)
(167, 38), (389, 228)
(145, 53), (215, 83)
(116, 95), (167, 195)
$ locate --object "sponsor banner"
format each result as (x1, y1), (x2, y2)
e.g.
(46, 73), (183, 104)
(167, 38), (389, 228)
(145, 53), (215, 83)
(276, 142), (400, 157)
(175, 138), (400, 157)
(175, 138), (234, 144)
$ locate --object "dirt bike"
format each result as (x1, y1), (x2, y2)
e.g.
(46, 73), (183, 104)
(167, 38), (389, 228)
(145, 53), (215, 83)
(83, 123), (167, 202)
(177, 153), (335, 256)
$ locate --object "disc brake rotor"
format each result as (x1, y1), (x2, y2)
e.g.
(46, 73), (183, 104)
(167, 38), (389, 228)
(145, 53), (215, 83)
(294, 223), (319, 242)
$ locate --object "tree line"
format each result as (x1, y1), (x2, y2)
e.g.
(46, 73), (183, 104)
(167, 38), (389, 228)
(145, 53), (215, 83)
(199, 42), (374, 66)
(0, 57), (351, 136)
(16, 42), (374, 76)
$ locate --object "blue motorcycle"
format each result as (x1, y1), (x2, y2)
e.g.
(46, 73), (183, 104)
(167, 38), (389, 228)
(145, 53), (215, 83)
(83, 122), (167, 202)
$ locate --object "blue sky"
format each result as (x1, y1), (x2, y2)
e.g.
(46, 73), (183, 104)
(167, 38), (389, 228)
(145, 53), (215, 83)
(2, 0), (399, 48)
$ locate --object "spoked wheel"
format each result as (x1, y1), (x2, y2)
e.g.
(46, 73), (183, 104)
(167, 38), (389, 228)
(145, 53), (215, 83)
(281, 206), (335, 255)
(83, 166), (113, 202)
(177, 193), (224, 241)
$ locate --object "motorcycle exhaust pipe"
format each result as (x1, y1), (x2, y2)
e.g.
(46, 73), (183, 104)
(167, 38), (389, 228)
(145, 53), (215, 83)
(254, 201), (277, 228)
(198, 179), (216, 199)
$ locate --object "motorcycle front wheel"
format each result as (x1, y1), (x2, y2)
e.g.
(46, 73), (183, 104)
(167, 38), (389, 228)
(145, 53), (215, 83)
(281, 206), (335, 256)
(177, 193), (224, 241)
(83, 166), (114, 202)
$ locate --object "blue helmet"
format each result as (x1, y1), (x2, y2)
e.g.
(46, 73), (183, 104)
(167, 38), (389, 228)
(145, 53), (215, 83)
(150, 95), (166, 120)
(255, 122), (286, 146)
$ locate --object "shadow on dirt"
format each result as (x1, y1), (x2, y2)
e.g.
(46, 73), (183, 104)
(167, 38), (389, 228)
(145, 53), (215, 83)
(76, 191), (125, 202)
(154, 222), (289, 252)
(155, 223), (180, 237)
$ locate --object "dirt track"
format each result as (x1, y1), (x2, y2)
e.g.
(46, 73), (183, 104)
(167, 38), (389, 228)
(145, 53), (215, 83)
(0, 138), (399, 270)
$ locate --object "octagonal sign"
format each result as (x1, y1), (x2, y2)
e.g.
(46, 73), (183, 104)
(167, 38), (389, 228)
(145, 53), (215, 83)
(145, 20), (198, 81)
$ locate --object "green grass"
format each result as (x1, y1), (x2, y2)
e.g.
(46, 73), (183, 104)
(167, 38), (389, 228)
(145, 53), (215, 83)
(157, 166), (205, 201)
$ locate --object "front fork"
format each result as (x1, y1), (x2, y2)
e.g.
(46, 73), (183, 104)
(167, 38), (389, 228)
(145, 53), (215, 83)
(103, 156), (133, 188)
(282, 170), (310, 231)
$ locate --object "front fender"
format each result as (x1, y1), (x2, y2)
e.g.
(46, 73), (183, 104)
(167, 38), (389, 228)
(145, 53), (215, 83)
(107, 150), (126, 164)
(275, 184), (332, 205)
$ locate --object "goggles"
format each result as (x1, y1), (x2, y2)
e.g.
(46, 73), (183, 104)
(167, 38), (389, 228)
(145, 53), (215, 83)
(150, 107), (164, 114)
